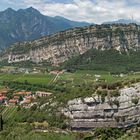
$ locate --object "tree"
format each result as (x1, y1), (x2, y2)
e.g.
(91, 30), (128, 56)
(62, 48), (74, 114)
(0, 115), (3, 131)
(132, 98), (139, 105)
(113, 100), (120, 108)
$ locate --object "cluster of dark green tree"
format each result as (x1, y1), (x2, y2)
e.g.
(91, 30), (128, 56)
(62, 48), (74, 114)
(0, 123), (76, 140)
(61, 49), (140, 74)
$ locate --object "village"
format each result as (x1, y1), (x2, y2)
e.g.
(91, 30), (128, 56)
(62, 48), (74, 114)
(0, 89), (53, 108)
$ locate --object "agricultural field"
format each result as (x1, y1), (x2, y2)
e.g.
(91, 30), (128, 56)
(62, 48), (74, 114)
(0, 106), (17, 121)
(0, 73), (55, 85)
(0, 70), (140, 86)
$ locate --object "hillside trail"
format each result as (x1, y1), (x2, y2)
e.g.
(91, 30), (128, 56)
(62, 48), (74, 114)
(49, 73), (60, 84)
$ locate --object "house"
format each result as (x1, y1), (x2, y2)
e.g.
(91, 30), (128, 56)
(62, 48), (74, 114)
(8, 99), (18, 106)
(49, 70), (65, 75)
(21, 99), (31, 108)
(25, 96), (33, 100)
(50, 70), (60, 75)
(36, 91), (53, 97)
(1, 96), (7, 100)
(13, 96), (20, 100)
(14, 91), (32, 96)
(13, 96), (21, 102)
(95, 74), (101, 78)
(0, 89), (8, 96)
(120, 73), (126, 77)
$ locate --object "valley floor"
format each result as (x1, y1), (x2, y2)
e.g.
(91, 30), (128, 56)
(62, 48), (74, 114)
(0, 70), (140, 85)
(0, 69), (140, 139)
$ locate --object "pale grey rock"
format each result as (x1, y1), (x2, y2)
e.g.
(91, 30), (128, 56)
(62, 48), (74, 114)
(3, 24), (140, 65)
(63, 83), (140, 130)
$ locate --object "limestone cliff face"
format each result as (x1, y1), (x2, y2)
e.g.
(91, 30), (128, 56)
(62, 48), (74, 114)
(62, 83), (140, 130)
(5, 24), (140, 65)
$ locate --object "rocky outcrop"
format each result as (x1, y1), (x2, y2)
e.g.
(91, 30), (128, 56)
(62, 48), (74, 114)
(5, 24), (140, 65)
(62, 83), (140, 130)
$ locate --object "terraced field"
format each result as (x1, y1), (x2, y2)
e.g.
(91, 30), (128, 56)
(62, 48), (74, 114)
(0, 106), (17, 121)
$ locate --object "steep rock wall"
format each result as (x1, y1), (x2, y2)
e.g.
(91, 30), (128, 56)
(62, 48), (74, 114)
(62, 83), (140, 130)
(6, 24), (140, 65)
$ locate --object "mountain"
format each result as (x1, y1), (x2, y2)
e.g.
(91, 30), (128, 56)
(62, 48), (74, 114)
(1, 24), (140, 69)
(0, 7), (91, 49)
(103, 19), (140, 25)
(54, 16), (90, 27)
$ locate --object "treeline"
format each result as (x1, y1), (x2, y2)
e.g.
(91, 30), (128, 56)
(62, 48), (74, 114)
(61, 49), (140, 74)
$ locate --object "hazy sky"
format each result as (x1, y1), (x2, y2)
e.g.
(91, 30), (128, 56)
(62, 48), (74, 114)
(0, 0), (140, 24)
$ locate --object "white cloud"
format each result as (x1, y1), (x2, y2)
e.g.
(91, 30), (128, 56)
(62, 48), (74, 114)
(2, 0), (140, 24)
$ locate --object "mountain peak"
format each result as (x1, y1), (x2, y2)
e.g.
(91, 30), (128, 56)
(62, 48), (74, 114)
(4, 8), (15, 13)
(0, 7), (90, 49)
(25, 7), (40, 14)
(17, 7), (41, 15)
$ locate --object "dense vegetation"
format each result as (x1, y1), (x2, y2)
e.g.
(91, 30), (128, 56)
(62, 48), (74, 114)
(61, 49), (140, 74)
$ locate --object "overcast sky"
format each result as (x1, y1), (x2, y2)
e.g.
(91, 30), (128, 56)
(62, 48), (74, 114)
(0, 0), (140, 24)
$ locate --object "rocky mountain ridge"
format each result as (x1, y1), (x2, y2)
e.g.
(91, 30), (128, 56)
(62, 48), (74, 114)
(2, 23), (140, 65)
(0, 7), (90, 49)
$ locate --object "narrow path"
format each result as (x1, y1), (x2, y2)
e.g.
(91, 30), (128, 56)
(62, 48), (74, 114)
(52, 73), (60, 83)
(49, 73), (60, 84)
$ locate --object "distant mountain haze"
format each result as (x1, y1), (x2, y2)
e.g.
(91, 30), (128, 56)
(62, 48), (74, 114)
(103, 19), (140, 25)
(0, 7), (91, 49)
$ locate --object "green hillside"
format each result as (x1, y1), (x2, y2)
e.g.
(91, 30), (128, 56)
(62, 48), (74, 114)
(62, 49), (140, 73)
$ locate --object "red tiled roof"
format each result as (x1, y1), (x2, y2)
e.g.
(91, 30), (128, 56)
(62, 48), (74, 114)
(9, 99), (18, 103)
(0, 91), (8, 94)
(25, 96), (32, 99)
(1, 96), (7, 99)
(14, 96), (20, 99)
(0, 96), (7, 100)
(26, 92), (32, 95)
(23, 99), (31, 104)
(14, 91), (32, 95)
